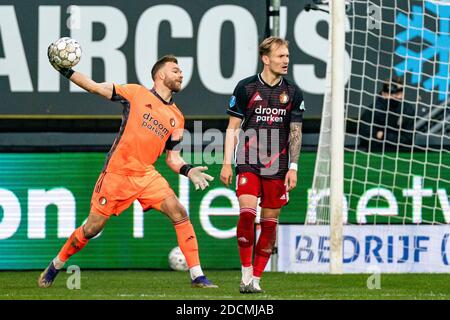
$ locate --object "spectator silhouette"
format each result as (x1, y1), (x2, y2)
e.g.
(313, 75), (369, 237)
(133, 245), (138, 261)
(358, 77), (416, 151)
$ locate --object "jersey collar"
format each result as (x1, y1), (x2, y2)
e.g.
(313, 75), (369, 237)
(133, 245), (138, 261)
(150, 88), (174, 105)
(258, 73), (284, 88)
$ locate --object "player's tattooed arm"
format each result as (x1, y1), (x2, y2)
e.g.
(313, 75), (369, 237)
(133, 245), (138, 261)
(285, 121), (302, 191)
(289, 122), (303, 166)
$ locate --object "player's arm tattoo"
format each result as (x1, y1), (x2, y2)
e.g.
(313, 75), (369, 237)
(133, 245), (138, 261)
(289, 122), (303, 165)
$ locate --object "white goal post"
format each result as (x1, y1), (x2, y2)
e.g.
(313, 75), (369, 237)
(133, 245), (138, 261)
(329, 0), (346, 275)
(308, 0), (450, 274)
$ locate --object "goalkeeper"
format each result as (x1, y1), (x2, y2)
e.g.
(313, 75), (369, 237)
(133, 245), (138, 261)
(38, 49), (218, 289)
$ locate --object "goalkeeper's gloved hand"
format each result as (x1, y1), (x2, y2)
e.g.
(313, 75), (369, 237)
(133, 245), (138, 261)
(47, 44), (74, 79)
(187, 166), (214, 191)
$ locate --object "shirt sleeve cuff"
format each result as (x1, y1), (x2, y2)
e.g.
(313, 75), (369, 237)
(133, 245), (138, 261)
(226, 109), (244, 119)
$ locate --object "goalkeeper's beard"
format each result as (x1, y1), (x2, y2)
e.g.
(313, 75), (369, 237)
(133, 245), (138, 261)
(164, 78), (182, 93)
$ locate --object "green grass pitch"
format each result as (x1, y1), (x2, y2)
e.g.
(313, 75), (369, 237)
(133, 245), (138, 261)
(0, 270), (449, 300)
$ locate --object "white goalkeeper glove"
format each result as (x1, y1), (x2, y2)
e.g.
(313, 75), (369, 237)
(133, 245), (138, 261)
(187, 166), (214, 191)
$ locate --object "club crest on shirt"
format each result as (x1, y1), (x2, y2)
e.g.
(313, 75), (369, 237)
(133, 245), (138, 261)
(99, 197), (107, 206)
(279, 92), (289, 104)
(145, 103), (152, 109)
(239, 176), (248, 185)
(170, 118), (176, 127)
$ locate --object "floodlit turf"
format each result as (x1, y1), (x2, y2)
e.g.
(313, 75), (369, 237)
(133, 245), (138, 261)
(0, 270), (449, 300)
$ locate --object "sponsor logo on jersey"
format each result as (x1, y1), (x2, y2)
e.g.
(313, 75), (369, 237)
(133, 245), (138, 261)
(229, 95), (236, 108)
(141, 113), (170, 139)
(254, 93), (263, 101)
(279, 92), (289, 104)
(255, 105), (287, 123)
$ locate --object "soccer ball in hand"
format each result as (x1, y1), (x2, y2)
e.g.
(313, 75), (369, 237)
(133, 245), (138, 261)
(48, 37), (82, 68)
(168, 246), (188, 271)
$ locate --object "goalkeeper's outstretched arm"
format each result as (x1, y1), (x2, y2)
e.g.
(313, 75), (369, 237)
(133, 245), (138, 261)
(69, 72), (113, 100)
(48, 44), (113, 100)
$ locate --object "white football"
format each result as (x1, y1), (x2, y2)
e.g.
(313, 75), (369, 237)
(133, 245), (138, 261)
(168, 246), (188, 271)
(49, 37), (82, 68)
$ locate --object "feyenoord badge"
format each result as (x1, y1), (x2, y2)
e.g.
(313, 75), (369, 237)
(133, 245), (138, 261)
(240, 176), (248, 185)
(279, 92), (289, 104)
(99, 197), (107, 206)
(170, 118), (176, 127)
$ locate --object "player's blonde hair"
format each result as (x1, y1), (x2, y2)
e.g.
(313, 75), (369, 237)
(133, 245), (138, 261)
(151, 55), (178, 80)
(259, 37), (289, 57)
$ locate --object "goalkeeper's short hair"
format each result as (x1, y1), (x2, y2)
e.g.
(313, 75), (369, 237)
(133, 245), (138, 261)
(151, 55), (178, 80)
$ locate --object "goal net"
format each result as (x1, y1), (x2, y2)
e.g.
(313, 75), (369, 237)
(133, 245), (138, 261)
(303, 0), (450, 273)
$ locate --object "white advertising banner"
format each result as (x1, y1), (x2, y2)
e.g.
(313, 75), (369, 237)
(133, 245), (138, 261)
(278, 225), (450, 273)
